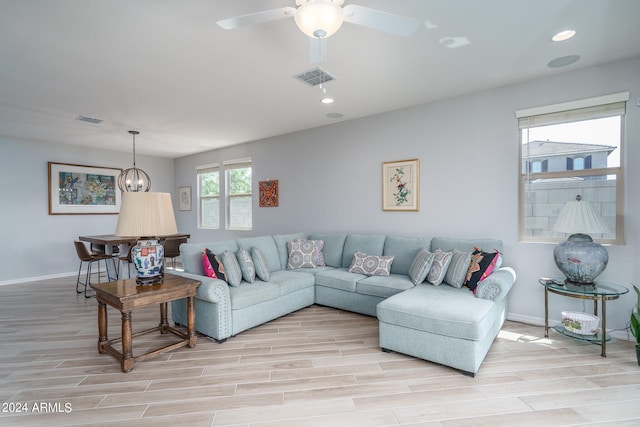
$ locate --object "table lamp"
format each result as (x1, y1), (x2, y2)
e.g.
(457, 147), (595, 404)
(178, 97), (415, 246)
(115, 192), (177, 285)
(552, 195), (609, 285)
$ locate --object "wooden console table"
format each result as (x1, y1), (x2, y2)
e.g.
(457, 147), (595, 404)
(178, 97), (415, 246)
(91, 274), (201, 372)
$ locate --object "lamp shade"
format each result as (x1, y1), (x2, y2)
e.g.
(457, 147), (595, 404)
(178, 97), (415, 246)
(115, 192), (177, 237)
(552, 198), (608, 235)
(295, 0), (344, 38)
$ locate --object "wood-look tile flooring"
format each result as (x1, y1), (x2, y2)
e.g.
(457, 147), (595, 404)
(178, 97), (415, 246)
(1, 273), (640, 426)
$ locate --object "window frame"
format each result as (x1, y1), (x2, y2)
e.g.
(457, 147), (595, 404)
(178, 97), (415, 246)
(224, 159), (252, 231)
(196, 163), (220, 230)
(517, 92), (628, 245)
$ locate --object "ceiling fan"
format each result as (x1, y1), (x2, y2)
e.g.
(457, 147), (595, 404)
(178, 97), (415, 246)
(217, 0), (419, 39)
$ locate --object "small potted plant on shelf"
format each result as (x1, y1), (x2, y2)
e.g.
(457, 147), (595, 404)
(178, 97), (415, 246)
(631, 284), (640, 366)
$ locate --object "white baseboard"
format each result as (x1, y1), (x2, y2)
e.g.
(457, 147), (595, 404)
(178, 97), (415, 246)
(0, 272), (76, 287)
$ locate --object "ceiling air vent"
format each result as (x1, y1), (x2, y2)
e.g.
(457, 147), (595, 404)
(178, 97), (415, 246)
(76, 115), (104, 124)
(293, 67), (336, 86)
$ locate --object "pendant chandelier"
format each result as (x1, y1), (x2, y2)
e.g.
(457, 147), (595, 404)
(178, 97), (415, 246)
(118, 130), (151, 192)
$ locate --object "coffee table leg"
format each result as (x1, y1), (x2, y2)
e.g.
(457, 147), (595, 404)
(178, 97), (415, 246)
(160, 302), (168, 334)
(121, 311), (134, 372)
(97, 301), (108, 353)
(187, 295), (197, 348)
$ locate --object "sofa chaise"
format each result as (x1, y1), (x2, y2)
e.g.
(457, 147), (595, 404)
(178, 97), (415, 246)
(171, 233), (516, 375)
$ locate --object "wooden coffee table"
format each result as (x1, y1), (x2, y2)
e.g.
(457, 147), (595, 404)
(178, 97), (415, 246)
(91, 274), (201, 372)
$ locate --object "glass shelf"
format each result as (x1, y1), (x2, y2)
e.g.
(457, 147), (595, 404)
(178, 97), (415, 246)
(552, 324), (616, 345)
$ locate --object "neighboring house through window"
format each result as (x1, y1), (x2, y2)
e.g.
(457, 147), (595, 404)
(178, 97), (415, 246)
(196, 163), (220, 229)
(517, 92), (628, 244)
(225, 159), (252, 230)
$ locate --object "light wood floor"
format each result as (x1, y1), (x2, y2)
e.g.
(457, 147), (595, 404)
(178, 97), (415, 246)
(1, 273), (639, 427)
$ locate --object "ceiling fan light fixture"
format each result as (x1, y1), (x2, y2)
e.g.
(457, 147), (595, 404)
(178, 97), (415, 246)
(295, 0), (344, 38)
(320, 96), (334, 104)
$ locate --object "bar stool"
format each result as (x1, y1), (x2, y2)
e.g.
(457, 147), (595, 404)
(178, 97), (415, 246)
(163, 237), (187, 270)
(74, 241), (112, 298)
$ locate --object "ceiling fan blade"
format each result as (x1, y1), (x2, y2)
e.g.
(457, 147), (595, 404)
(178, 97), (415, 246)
(343, 4), (418, 37)
(217, 7), (296, 30)
(309, 37), (327, 64)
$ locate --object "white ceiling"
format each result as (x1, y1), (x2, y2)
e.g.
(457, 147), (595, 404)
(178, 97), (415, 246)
(1, 0), (639, 158)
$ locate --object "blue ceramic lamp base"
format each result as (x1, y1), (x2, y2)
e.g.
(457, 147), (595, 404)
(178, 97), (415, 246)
(553, 233), (608, 286)
(131, 239), (165, 285)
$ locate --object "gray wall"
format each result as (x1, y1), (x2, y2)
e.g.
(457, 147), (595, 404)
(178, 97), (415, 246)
(0, 137), (174, 282)
(1, 57), (637, 335)
(174, 57), (640, 334)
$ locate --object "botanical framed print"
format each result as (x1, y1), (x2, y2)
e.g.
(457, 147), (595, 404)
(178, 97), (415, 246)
(259, 180), (279, 207)
(382, 159), (419, 211)
(178, 186), (192, 211)
(48, 162), (122, 215)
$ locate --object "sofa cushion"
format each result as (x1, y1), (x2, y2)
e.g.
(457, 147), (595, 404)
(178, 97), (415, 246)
(444, 250), (472, 288)
(181, 240), (238, 276)
(426, 249), (452, 286)
(431, 237), (503, 254)
(408, 248), (435, 285)
(287, 239), (317, 269)
(376, 284), (498, 341)
(228, 282), (281, 310)
(356, 274), (415, 299)
(269, 270), (315, 295)
(238, 236), (281, 272)
(383, 235), (431, 275)
(273, 232), (306, 270)
(341, 234), (386, 268)
(221, 251), (242, 287)
(251, 248), (270, 282)
(348, 252), (394, 277)
(315, 268), (364, 293)
(309, 234), (346, 268)
(236, 248), (256, 283)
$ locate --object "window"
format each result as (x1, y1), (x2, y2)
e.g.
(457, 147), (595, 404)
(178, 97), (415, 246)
(517, 92), (628, 244)
(196, 164), (220, 229)
(225, 159), (252, 230)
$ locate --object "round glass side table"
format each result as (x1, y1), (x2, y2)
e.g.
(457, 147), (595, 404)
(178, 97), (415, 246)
(539, 277), (628, 357)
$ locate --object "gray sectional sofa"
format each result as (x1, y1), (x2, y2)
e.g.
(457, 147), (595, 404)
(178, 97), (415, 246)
(171, 232), (516, 376)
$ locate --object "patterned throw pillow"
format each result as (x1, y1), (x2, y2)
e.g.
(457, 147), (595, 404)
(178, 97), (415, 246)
(205, 248), (227, 282)
(408, 248), (435, 285)
(236, 248), (256, 283)
(465, 248), (500, 292)
(426, 249), (453, 286)
(444, 250), (472, 288)
(348, 252), (394, 277)
(251, 247), (270, 281)
(202, 251), (217, 278)
(287, 240), (317, 269)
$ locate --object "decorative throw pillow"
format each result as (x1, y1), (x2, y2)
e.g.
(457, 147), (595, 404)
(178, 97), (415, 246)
(236, 248), (256, 283)
(202, 251), (217, 279)
(205, 248), (227, 282)
(310, 239), (325, 266)
(220, 251), (242, 287)
(444, 250), (472, 288)
(287, 240), (317, 269)
(465, 247), (500, 291)
(348, 252), (394, 277)
(408, 248), (435, 285)
(426, 249), (453, 286)
(251, 247), (270, 281)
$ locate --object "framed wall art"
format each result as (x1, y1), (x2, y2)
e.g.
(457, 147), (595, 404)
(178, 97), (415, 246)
(382, 158), (419, 211)
(259, 180), (279, 207)
(178, 186), (192, 211)
(48, 162), (122, 215)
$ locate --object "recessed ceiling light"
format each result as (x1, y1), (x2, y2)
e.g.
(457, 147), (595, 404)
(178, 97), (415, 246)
(547, 54), (580, 68)
(321, 97), (334, 104)
(326, 112), (343, 119)
(552, 30), (576, 42)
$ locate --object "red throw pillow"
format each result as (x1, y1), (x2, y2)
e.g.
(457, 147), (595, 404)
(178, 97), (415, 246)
(202, 251), (217, 278)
